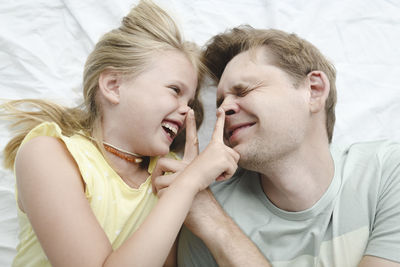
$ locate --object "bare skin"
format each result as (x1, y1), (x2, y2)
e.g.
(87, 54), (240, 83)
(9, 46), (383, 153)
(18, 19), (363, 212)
(152, 108), (269, 267)
(15, 106), (240, 267)
(154, 48), (400, 267)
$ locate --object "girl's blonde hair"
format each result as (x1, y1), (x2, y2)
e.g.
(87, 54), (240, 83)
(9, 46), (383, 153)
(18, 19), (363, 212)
(1, 0), (205, 169)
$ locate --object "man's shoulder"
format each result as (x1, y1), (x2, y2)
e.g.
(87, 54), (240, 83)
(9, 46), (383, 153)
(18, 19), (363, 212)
(346, 139), (399, 152)
(211, 168), (257, 190)
(333, 139), (400, 164)
(210, 168), (261, 204)
(333, 139), (400, 195)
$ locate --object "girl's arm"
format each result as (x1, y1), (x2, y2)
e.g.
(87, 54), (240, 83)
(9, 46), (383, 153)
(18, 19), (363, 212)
(183, 189), (272, 267)
(16, 109), (237, 267)
(16, 135), (112, 267)
(105, 109), (239, 267)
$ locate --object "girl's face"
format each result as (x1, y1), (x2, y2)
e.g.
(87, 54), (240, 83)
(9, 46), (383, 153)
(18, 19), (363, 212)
(104, 50), (198, 157)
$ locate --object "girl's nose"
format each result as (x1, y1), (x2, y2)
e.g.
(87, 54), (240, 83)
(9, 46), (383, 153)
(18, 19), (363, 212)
(178, 103), (190, 115)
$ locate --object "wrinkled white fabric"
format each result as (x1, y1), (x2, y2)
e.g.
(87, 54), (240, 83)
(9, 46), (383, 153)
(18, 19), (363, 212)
(1, 0), (400, 266)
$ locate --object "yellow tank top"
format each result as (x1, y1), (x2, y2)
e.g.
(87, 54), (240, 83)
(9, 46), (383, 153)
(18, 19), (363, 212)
(13, 122), (175, 267)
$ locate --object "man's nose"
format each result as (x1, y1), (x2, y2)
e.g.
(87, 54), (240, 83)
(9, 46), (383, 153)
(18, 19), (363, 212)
(221, 96), (239, 116)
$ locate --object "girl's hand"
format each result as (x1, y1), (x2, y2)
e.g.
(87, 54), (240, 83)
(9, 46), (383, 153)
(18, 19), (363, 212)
(151, 109), (199, 195)
(151, 108), (240, 196)
(185, 108), (239, 192)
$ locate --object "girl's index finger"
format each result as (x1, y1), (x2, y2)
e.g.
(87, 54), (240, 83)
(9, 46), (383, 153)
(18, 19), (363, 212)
(211, 108), (226, 142)
(183, 109), (199, 161)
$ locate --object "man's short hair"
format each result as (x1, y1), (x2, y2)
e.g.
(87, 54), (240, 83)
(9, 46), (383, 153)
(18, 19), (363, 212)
(203, 26), (337, 143)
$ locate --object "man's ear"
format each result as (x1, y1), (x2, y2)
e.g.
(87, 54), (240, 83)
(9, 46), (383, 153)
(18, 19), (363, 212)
(98, 70), (121, 105)
(307, 71), (330, 113)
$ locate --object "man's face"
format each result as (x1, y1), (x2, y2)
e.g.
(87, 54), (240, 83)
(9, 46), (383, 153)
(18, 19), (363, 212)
(217, 47), (311, 171)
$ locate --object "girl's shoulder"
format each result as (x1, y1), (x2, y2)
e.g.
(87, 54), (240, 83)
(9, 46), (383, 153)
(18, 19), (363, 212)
(15, 127), (85, 213)
(15, 122), (86, 193)
(17, 121), (100, 171)
(16, 122), (79, 172)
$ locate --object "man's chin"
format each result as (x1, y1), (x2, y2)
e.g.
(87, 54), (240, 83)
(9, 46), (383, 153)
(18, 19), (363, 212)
(237, 148), (267, 173)
(231, 141), (243, 152)
(237, 150), (251, 168)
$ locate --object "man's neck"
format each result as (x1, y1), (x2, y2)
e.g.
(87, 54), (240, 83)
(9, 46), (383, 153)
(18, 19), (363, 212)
(259, 144), (334, 212)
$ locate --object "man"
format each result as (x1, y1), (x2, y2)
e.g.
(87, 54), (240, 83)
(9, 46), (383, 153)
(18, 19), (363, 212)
(177, 26), (400, 266)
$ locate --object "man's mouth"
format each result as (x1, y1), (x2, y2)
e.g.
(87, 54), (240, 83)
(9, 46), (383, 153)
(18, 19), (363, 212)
(227, 122), (256, 141)
(161, 121), (179, 140)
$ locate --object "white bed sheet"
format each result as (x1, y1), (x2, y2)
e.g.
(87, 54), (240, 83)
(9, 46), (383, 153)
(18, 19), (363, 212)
(1, 0), (400, 265)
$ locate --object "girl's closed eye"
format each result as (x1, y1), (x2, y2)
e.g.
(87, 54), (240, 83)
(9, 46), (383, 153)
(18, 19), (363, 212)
(169, 85), (181, 94)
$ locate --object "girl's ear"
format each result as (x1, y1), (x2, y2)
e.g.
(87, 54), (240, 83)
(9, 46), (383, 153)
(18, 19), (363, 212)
(98, 70), (121, 105)
(307, 71), (330, 113)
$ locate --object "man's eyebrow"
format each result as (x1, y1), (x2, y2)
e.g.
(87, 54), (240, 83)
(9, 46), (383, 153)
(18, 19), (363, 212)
(232, 83), (249, 93)
(216, 95), (224, 108)
(216, 83), (249, 107)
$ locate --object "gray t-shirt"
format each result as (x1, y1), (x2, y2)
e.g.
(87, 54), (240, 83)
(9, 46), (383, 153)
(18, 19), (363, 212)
(178, 140), (400, 266)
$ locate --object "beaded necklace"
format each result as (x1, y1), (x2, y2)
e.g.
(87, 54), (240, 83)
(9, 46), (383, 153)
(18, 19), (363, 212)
(103, 142), (143, 163)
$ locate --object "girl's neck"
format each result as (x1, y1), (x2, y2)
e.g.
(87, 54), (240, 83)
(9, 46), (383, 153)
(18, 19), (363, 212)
(105, 150), (150, 189)
(103, 141), (143, 163)
(100, 126), (150, 188)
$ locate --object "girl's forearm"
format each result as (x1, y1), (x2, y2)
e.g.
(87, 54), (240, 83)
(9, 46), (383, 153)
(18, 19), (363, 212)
(104, 171), (198, 267)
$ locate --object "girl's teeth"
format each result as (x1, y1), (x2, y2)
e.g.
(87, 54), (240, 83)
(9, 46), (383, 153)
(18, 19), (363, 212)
(162, 122), (178, 135)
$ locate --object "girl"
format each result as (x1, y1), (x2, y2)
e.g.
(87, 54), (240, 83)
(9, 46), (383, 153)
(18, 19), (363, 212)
(1, 1), (239, 266)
